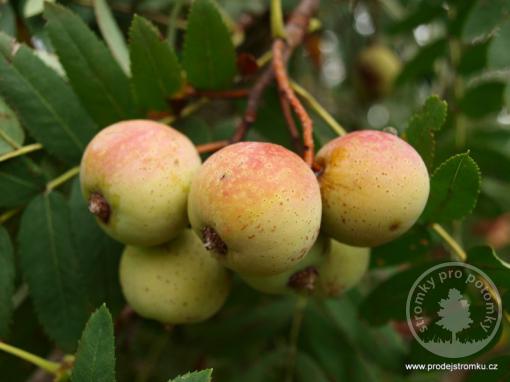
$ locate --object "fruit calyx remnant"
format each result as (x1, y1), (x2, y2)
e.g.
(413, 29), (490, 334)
(88, 192), (111, 223)
(201, 226), (228, 255)
(287, 266), (319, 292)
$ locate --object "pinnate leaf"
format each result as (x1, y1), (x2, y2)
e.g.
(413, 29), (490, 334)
(18, 192), (88, 351)
(421, 153), (481, 222)
(404, 95), (447, 169)
(44, 3), (136, 127)
(94, 0), (130, 75)
(182, 0), (236, 90)
(0, 35), (97, 164)
(0, 157), (46, 208)
(0, 96), (24, 155)
(71, 305), (116, 382)
(129, 15), (183, 112)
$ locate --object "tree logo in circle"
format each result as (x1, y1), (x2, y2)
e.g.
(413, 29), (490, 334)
(406, 262), (501, 358)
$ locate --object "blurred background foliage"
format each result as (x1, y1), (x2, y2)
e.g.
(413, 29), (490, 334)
(0, 0), (510, 381)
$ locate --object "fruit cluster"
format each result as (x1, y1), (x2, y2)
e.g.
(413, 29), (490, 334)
(80, 120), (429, 325)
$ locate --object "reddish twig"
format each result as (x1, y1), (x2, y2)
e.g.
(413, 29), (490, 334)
(188, 87), (250, 99)
(273, 39), (314, 165)
(196, 140), (229, 154)
(278, 90), (303, 153)
(231, 0), (320, 143)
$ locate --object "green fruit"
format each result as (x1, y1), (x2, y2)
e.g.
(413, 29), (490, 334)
(119, 230), (231, 324)
(355, 44), (401, 99)
(240, 237), (370, 297)
(80, 120), (201, 246)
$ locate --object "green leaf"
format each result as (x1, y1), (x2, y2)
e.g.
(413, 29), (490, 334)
(0, 157), (46, 208)
(462, 0), (509, 42)
(129, 15), (183, 112)
(0, 226), (15, 338)
(422, 153), (481, 222)
(359, 263), (439, 325)
(467, 246), (510, 291)
(169, 369), (213, 382)
(44, 3), (137, 127)
(18, 192), (88, 351)
(71, 305), (116, 382)
(182, 0), (236, 90)
(460, 81), (505, 118)
(94, 0), (130, 75)
(0, 96), (24, 155)
(488, 21), (510, 70)
(23, 0), (55, 18)
(404, 95), (447, 169)
(371, 226), (432, 268)
(69, 179), (124, 314)
(0, 40), (97, 164)
(0, 2), (16, 36)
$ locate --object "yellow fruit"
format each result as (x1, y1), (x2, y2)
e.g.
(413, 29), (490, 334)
(188, 142), (322, 276)
(80, 120), (201, 246)
(317, 130), (429, 247)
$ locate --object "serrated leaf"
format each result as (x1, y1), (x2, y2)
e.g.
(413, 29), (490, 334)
(169, 369), (213, 382)
(18, 192), (88, 351)
(467, 246), (510, 291)
(488, 20), (510, 70)
(0, 2), (16, 36)
(182, 0), (236, 90)
(0, 226), (15, 338)
(462, 0), (509, 42)
(422, 153), (481, 222)
(71, 305), (116, 382)
(460, 81), (505, 118)
(44, 3), (137, 127)
(129, 15), (183, 112)
(0, 96), (24, 155)
(404, 96), (447, 169)
(69, 179), (124, 314)
(94, 0), (130, 75)
(0, 157), (46, 208)
(0, 40), (97, 164)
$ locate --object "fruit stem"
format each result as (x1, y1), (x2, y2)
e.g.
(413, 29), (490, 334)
(271, 0), (287, 39)
(285, 296), (308, 382)
(0, 143), (44, 163)
(291, 81), (347, 137)
(0, 341), (61, 375)
(430, 223), (467, 262)
(273, 39), (315, 166)
(46, 166), (80, 193)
